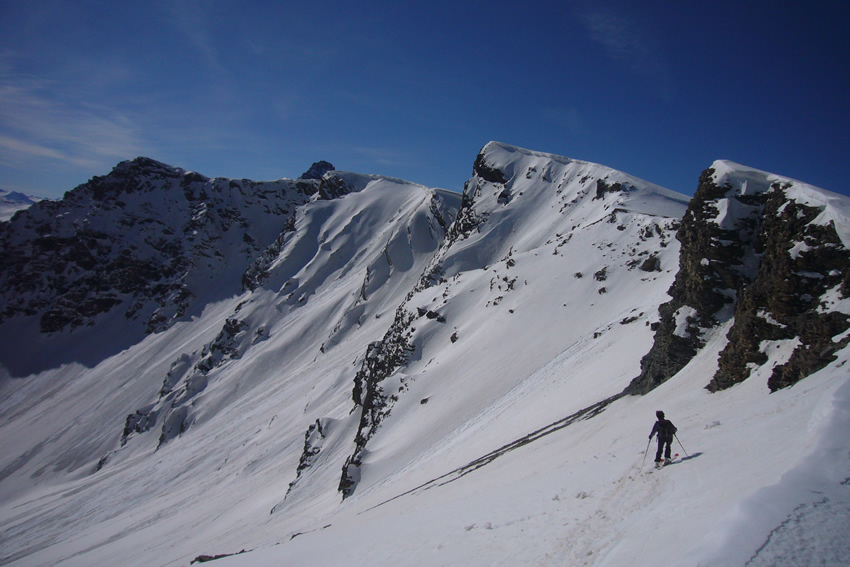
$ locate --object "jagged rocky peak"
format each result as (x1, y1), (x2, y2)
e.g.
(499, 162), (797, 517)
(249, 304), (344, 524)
(627, 160), (850, 395)
(0, 156), (318, 343)
(82, 157), (195, 200)
(299, 160), (335, 180)
(113, 156), (189, 177)
(455, 142), (687, 243)
(469, 141), (686, 207)
(708, 162), (850, 392)
(471, 141), (582, 186)
(472, 142), (511, 184)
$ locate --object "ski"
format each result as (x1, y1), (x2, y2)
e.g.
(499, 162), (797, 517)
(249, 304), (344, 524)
(647, 453), (679, 473)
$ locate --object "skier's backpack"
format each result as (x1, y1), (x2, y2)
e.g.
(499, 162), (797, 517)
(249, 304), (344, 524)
(660, 420), (677, 440)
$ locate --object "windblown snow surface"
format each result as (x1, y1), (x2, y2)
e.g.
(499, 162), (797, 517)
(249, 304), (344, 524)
(1, 143), (848, 566)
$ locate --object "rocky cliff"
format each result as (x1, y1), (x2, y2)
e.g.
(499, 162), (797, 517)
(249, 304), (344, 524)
(0, 158), (336, 338)
(627, 161), (850, 394)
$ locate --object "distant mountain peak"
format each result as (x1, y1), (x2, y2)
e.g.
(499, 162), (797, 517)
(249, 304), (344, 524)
(0, 189), (41, 221)
(0, 190), (36, 204)
(112, 156), (188, 176)
(299, 160), (335, 180)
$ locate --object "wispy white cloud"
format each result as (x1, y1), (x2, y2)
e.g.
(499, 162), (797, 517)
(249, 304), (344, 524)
(0, 134), (82, 165)
(0, 69), (144, 171)
(574, 5), (674, 101)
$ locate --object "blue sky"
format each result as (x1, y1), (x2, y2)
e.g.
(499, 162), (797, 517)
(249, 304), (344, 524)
(1, 0), (847, 199)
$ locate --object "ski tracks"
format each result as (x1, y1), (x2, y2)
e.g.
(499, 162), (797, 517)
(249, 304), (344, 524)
(544, 455), (673, 566)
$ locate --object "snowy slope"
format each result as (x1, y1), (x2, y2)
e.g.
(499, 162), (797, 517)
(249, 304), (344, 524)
(0, 169), (461, 565)
(0, 144), (848, 566)
(332, 141), (689, 502)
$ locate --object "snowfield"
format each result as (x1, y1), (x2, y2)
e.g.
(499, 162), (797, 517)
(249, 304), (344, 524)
(1, 143), (848, 566)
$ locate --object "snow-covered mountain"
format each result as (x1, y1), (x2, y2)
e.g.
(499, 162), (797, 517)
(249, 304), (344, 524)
(0, 189), (41, 222)
(0, 142), (848, 566)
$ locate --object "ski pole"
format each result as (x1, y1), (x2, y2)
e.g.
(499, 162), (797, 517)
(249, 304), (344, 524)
(642, 436), (652, 465)
(674, 433), (689, 458)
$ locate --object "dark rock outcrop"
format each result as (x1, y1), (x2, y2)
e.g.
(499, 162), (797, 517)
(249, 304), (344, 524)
(283, 418), (329, 500)
(708, 189), (850, 392)
(626, 168), (762, 394)
(299, 160), (335, 180)
(317, 173), (355, 200)
(0, 157), (316, 337)
(340, 306), (417, 498)
(627, 166), (850, 395)
(121, 405), (158, 446)
(594, 179), (635, 200)
(472, 151), (508, 185)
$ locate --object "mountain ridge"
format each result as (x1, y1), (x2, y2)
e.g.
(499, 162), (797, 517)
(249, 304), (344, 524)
(0, 142), (848, 566)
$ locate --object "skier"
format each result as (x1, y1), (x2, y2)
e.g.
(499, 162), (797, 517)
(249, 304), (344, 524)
(648, 410), (677, 468)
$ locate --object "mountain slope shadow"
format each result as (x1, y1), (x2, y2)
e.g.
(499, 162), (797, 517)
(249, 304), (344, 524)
(0, 309), (150, 378)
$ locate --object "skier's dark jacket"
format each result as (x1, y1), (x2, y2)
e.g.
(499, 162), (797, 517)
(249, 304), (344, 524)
(650, 419), (677, 442)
